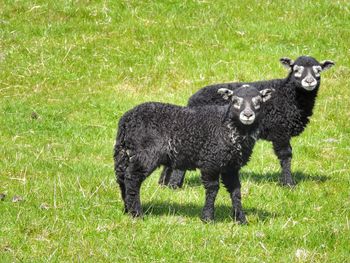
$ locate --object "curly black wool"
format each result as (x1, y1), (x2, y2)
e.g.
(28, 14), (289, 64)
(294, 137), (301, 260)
(114, 86), (273, 223)
(159, 56), (334, 187)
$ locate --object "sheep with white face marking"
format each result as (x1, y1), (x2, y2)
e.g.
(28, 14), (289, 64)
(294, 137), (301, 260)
(114, 85), (274, 223)
(159, 56), (334, 188)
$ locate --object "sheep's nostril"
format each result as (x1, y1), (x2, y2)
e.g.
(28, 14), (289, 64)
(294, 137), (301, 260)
(244, 111), (253, 118)
(305, 77), (314, 84)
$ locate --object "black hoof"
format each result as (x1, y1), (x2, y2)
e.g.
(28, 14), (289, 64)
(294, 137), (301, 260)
(281, 180), (296, 188)
(158, 177), (167, 186)
(159, 181), (182, 189)
(233, 211), (247, 225)
(201, 211), (214, 223)
(201, 216), (214, 223)
(128, 209), (143, 218)
(167, 183), (182, 189)
(131, 213), (143, 218)
(236, 217), (248, 225)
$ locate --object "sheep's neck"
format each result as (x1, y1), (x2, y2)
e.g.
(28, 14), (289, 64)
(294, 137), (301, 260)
(226, 121), (259, 143)
(283, 77), (319, 122)
(295, 86), (319, 120)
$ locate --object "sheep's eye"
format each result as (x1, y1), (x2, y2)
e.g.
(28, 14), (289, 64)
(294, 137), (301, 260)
(252, 97), (261, 109)
(293, 65), (304, 78)
(232, 97), (243, 109)
(293, 65), (304, 72)
(313, 66), (322, 76)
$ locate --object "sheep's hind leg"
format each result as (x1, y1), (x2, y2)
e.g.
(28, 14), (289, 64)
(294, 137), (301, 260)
(272, 140), (295, 187)
(124, 157), (157, 217)
(200, 171), (219, 222)
(114, 149), (129, 213)
(158, 167), (186, 189)
(168, 169), (186, 188)
(221, 169), (247, 224)
(124, 170), (144, 217)
(158, 166), (171, 185)
(116, 172), (128, 213)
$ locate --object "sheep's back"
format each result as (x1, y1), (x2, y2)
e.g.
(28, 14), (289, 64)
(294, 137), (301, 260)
(188, 79), (284, 107)
(119, 102), (226, 156)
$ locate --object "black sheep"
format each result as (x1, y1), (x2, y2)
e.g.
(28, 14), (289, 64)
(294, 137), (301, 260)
(114, 85), (274, 223)
(159, 56), (334, 187)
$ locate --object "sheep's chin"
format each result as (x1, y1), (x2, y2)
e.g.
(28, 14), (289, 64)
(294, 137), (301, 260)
(301, 84), (317, 91)
(239, 117), (255, 125)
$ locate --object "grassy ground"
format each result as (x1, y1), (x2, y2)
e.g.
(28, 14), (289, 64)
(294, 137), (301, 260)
(1, 0), (349, 262)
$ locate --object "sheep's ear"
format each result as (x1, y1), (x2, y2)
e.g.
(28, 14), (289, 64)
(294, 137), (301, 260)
(280, 57), (294, 69)
(320, 60), (335, 71)
(218, 88), (234, 100)
(260, 88), (275, 102)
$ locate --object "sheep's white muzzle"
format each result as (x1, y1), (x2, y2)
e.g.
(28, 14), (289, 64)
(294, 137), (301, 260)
(301, 75), (318, 91)
(239, 112), (255, 125)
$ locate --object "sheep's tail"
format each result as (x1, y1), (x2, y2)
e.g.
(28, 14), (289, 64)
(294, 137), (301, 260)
(114, 114), (130, 171)
(113, 114), (131, 199)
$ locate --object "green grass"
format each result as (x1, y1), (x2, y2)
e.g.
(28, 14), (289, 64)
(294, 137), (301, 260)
(1, 0), (349, 261)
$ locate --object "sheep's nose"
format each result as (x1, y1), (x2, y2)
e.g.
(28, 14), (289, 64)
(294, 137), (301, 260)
(243, 110), (253, 118)
(305, 77), (314, 84)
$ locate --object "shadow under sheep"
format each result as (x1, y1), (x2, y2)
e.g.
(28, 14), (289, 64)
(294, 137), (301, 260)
(137, 171), (328, 221)
(242, 171), (330, 184)
(143, 201), (273, 222)
(184, 170), (330, 187)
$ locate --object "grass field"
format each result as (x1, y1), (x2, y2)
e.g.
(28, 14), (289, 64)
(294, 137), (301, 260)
(1, 0), (349, 262)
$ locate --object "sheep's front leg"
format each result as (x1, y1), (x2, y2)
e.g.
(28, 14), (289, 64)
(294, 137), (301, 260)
(272, 140), (295, 187)
(158, 167), (186, 189)
(201, 172), (219, 222)
(221, 169), (247, 224)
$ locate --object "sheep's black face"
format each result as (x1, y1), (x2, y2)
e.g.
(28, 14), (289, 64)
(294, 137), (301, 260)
(218, 85), (274, 126)
(280, 56), (335, 91)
